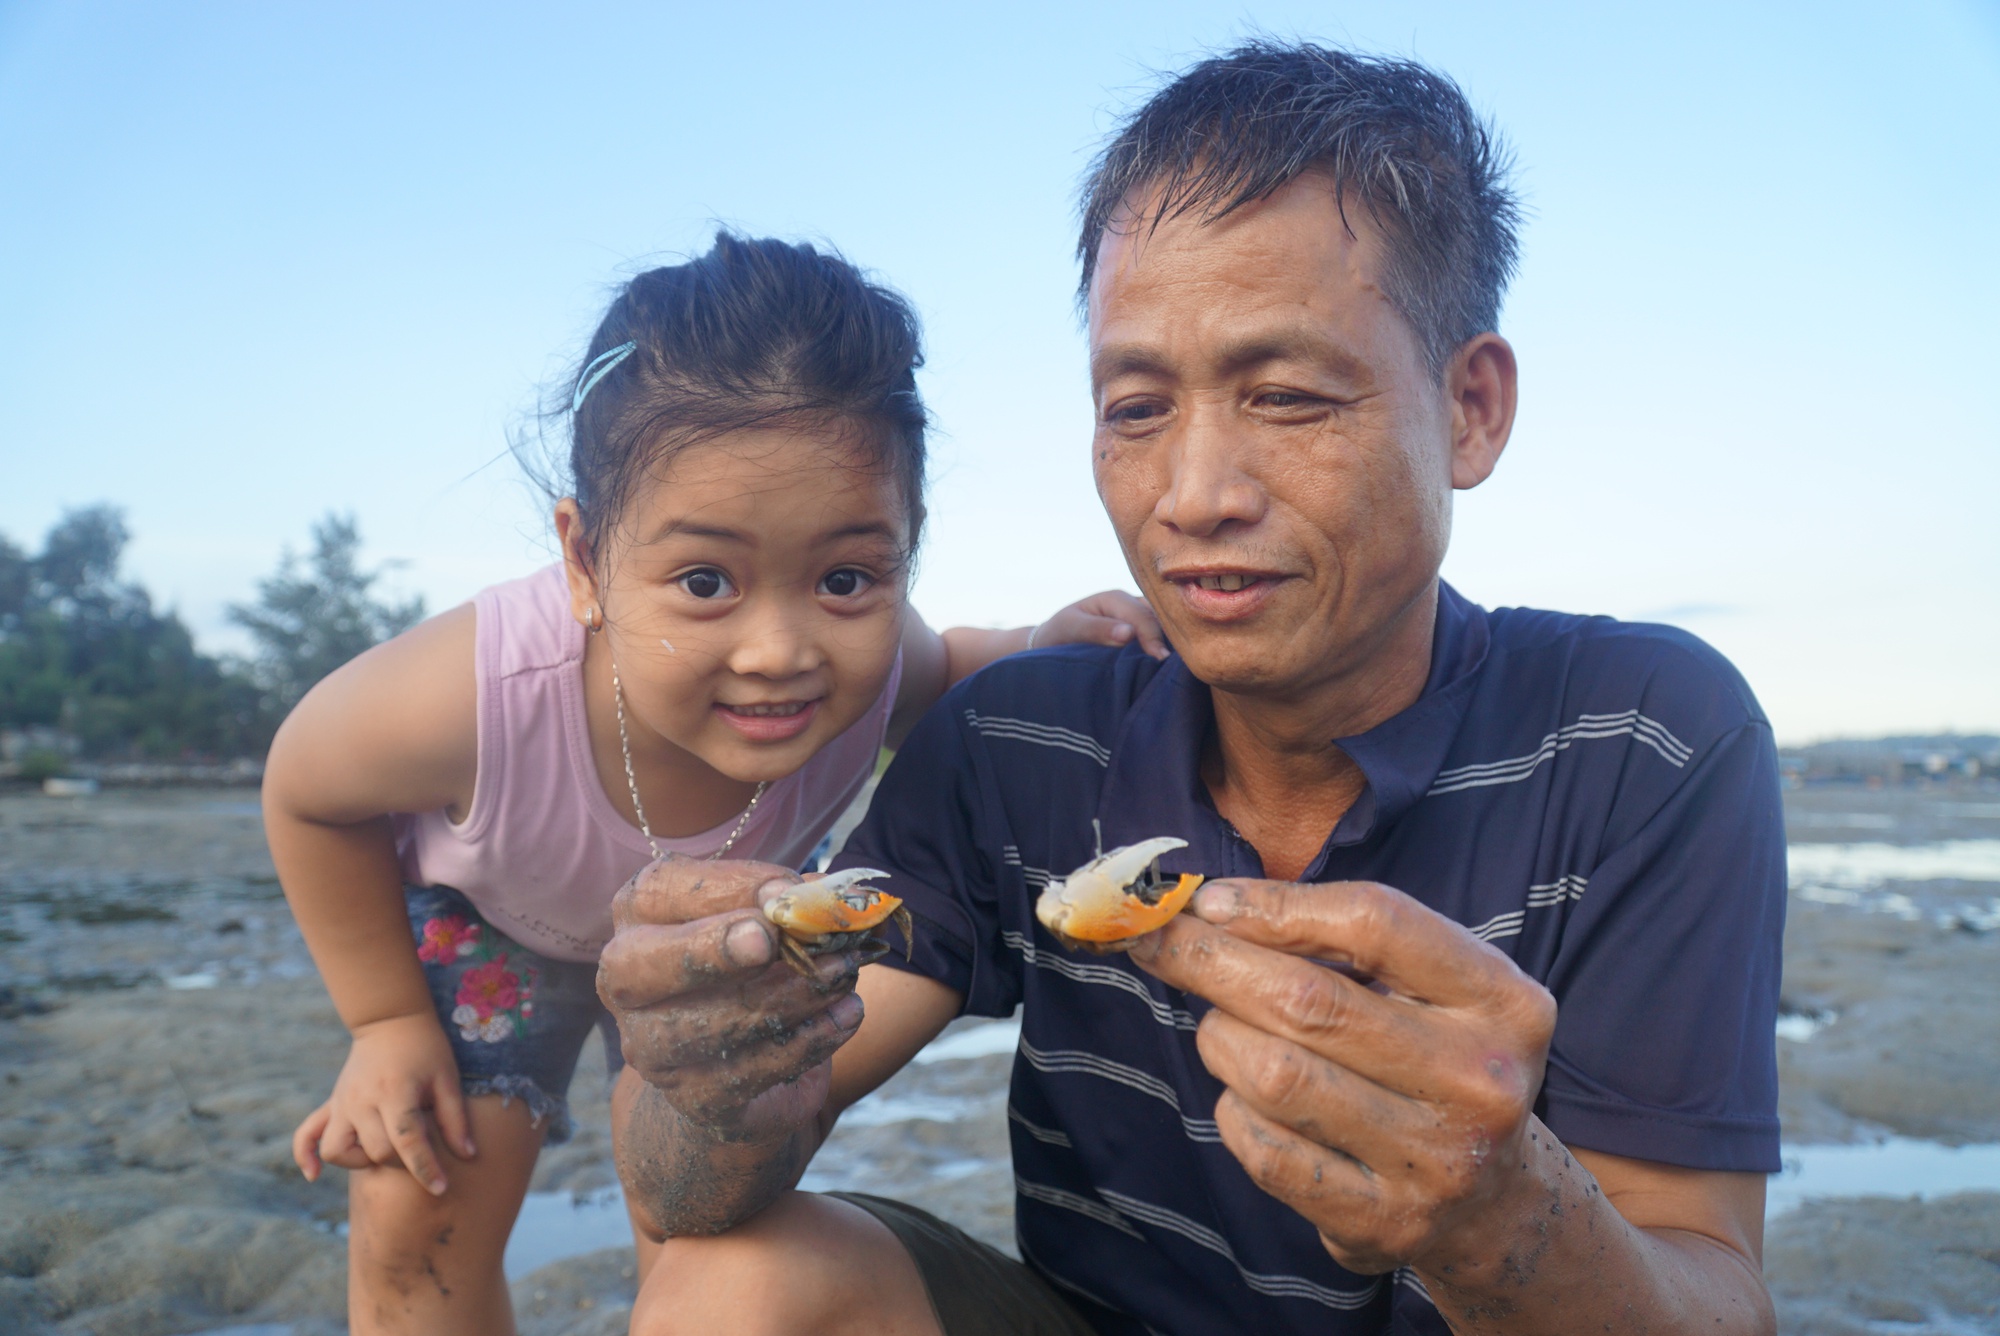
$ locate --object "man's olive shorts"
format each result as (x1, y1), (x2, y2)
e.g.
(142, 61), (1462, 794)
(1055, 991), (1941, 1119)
(833, 1193), (1100, 1336)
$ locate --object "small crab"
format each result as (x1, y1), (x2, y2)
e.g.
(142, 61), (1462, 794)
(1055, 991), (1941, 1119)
(1035, 835), (1204, 953)
(763, 868), (914, 975)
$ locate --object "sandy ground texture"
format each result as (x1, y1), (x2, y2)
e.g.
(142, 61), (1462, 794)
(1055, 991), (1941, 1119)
(2, 783), (1998, 1334)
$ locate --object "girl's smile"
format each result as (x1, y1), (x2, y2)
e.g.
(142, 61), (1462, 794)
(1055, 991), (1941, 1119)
(714, 697), (822, 742)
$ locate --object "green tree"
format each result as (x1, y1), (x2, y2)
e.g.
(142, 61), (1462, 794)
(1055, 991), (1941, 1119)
(0, 505), (264, 760)
(228, 514), (426, 718)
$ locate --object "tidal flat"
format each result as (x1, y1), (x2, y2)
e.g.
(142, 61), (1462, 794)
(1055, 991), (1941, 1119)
(1, 784), (1997, 1335)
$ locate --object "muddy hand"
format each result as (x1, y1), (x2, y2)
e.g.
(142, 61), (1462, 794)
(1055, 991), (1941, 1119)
(1128, 877), (1557, 1275)
(598, 854), (866, 1141)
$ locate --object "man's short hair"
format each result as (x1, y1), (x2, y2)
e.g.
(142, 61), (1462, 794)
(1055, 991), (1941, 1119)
(1077, 41), (1522, 376)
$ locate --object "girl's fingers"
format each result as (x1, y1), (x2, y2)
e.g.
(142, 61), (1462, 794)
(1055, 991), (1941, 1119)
(432, 1072), (477, 1160)
(317, 1112), (373, 1171)
(1063, 611), (1135, 647)
(292, 1104), (332, 1180)
(1073, 591), (1168, 659)
(383, 1097), (449, 1195)
(1125, 616), (1169, 660)
(354, 1108), (397, 1168)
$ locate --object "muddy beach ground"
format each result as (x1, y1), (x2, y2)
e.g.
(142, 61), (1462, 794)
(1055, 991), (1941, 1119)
(2, 785), (1997, 1334)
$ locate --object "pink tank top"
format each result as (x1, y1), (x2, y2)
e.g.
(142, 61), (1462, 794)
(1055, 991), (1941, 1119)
(396, 565), (902, 962)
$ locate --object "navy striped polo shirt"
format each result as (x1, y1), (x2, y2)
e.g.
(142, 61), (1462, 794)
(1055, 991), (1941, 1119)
(833, 581), (1786, 1336)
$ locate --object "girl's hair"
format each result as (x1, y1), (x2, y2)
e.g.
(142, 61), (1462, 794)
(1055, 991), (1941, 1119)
(522, 232), (929, 564)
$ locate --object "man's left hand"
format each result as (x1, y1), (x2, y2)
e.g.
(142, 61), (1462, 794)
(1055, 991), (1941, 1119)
(1128, 878), (1559, 1276)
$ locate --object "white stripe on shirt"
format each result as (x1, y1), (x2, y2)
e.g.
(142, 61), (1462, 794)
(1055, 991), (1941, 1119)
(1003, 931), (1199, 1031)
(1020, 1040), (1221, 1142)
(964, 710), (1112, 766)
(1428, 711), (1691, 796)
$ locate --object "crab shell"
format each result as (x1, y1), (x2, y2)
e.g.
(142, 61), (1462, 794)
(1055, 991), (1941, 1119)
(1035, 836), (1204, 953)
(763, 868), (912, 971)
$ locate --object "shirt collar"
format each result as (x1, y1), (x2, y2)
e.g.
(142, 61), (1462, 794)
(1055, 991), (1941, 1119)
(1096, 581), (1490, 878)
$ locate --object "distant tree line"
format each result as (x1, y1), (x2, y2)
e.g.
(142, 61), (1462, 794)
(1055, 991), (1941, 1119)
(0, 506), (424, 764)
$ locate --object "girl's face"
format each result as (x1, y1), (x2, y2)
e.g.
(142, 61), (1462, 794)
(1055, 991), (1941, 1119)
(562, 428), (912, 785)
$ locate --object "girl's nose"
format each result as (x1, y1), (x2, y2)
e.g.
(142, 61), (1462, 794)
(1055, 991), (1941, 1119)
(723, 602), (825, 681)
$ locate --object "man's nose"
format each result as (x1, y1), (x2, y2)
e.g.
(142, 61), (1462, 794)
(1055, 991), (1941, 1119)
(724, 598), (825, 680)
(1154, 410), (1267, 538)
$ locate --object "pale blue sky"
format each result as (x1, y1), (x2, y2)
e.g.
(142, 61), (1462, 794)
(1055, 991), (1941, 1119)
(2, 1), (1995, 743)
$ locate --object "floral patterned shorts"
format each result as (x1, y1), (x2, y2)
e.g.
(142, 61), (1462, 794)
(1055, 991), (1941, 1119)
(406, 884), (621, 1144)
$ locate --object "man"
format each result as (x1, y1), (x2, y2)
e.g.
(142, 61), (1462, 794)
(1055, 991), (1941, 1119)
(600, 42), (1784, 1336)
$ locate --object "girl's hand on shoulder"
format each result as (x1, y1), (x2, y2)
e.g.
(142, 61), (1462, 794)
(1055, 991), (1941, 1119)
(291, 1012), (474, 1195)
(1030, 589), (1168, 660)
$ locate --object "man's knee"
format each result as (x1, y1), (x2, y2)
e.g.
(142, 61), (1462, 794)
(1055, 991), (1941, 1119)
(631, 1192), (938, 1336)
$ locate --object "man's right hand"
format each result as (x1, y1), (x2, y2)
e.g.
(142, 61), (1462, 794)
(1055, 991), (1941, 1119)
(597, 854), (868, 1143)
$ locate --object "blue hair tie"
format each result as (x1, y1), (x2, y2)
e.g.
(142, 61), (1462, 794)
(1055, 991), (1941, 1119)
(573, 340), (637, 412)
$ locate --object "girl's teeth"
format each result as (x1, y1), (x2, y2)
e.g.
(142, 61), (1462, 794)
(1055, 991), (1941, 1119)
(1197, 574), (1249, 592)
(735, 702), (807, 717)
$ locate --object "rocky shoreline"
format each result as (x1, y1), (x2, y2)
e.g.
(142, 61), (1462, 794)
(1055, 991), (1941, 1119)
(2, 784), (1997, 1334)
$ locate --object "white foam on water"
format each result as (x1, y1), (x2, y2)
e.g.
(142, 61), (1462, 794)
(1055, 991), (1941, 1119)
(1788, 839), (2000, 888)
(504, 1187), (633, 1279)
(1775, 1011), (1835, 1043)
(838, 1090), (984, 1127)
(1769, 1139), (2000, 1217)
(913, 1016), (1022, 1064)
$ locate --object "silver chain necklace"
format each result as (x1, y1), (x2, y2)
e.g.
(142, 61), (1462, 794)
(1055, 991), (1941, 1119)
(611, 655), (767, 861)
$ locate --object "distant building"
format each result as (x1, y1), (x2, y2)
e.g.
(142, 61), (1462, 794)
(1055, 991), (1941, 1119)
(1778, 734), (1998, 785)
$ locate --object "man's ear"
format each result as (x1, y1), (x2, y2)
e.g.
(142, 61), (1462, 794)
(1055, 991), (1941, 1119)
(553, 499), (601, 627)
(1446, 332), (1518, 490)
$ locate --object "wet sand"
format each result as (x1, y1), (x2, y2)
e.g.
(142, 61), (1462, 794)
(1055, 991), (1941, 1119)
(2, 784), (1997, 1334)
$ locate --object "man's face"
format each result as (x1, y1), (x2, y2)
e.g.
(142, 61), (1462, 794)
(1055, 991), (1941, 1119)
(1088, 174), (1474, 703)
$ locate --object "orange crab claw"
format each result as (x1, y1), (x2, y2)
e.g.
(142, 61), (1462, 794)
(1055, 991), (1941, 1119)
(765, 891), (903, 936)
(1049, 873), (1203, 944)
(763, 869), (914, 974)
(1035, 836), (1204, 953)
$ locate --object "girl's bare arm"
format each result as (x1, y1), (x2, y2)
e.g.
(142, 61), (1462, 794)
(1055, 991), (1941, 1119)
(263, 604), (482, 1189)
(263, 604), (479, 1027)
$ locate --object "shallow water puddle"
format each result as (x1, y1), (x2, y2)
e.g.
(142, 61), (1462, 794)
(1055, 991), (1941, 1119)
(505, 1187), (634, 1278)
(1769, 1139), (2000, 1216)
(505, 1139), (2000, 1276)
(501, 1020), (1024, 1277)
(1788, 839), (2000, 888)
(912, 1015), (1022, 1063)
(1788, 839), (2000, 927)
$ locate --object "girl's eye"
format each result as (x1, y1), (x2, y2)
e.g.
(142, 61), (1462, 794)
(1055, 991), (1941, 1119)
(819, 568), (874, 598)
(677, 569), (736, 600)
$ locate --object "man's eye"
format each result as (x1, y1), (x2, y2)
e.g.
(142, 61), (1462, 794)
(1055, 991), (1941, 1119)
(819, 568), (874, 598)
(1258, 389), (1330, 413)
(1108, 401), (1166, 424)
(677, 569), (736, 600)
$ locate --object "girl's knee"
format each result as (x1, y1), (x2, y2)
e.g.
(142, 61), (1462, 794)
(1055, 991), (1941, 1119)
(346, 1116), (540, 1269)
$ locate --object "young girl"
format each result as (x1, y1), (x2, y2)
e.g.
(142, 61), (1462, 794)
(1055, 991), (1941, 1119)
(266, 233), (1161, 1335)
